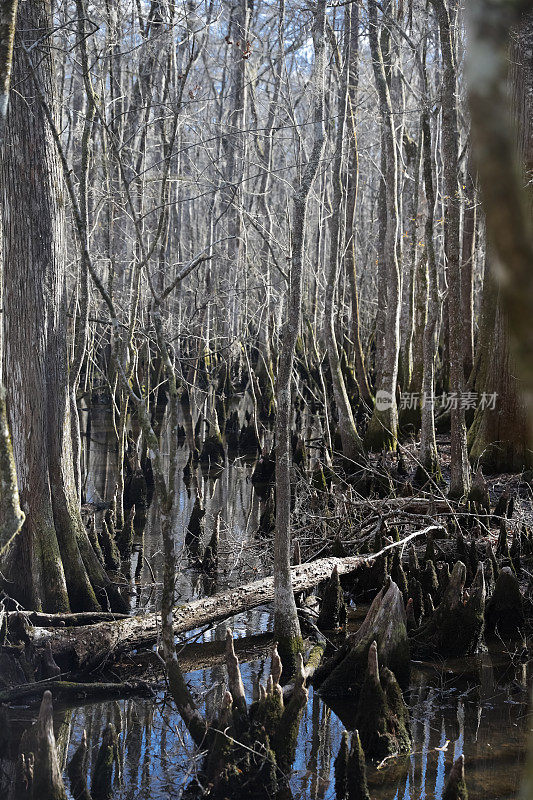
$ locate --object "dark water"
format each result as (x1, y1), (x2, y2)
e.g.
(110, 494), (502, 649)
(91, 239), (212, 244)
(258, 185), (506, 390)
(2, 409), (531, 798)
(7, 647), (526, 799)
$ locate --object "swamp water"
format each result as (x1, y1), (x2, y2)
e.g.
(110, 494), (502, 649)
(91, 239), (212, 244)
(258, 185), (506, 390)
(1, 412), (531, 799)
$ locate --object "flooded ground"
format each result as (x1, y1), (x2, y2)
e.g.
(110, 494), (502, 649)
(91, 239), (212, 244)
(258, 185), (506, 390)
(1, 408), (531, 798)
(3, 639), (528, 799)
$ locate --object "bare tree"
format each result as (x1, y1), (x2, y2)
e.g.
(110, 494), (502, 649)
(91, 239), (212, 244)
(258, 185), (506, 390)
(365, 0), (401, 451)
(432, 0), (471, 497)
(275, 0), (327, 672)
(324, 6), (364, 464)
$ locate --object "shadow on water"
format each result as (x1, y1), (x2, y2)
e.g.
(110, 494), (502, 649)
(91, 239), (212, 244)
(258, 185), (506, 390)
(1, 409), (530, 798)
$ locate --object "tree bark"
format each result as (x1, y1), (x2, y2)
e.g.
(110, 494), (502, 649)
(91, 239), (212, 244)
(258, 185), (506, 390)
(274, 0), (327, 669)
(0, 0), (121, 611)
(461, 151), (476, 380)
(432, 0), (471, 496)
(468, 270), (532, 470)
(417, 47), (442, 481)
(365, 0), (401, 451)
(467, 7), (533, 463)
(344, 0), (372, 407)
(0, 0), (17, 142)
(324, 5), (364, 464)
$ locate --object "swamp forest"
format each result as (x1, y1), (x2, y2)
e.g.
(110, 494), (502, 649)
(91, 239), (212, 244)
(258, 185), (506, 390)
(0, 0), (532, 797)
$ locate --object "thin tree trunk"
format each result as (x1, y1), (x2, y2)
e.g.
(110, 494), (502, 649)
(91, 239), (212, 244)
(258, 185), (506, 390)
(418, 67), (442, 481)
(461, 150), (476, 380)
(344, 0), (372, 406)
(432, 0), (471, 496)
(324, 6), (364, 464)
(0, 0), (17, 143)
(275, 0), (327, 672)
(365, 0), (401, 451)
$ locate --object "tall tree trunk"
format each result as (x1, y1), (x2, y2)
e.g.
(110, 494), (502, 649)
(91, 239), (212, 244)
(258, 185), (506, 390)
(467, 7), (533, 466)
(0, 2), (25, 559)
(401, 125), (424, 407)
(344, 0), (372, 407)
(0, 0), (121, 612)
(275, 0), (326, 673)
(461, 151), (476, 380)
(468, 270), (531, 470)
(223, 0), (252, 345)
(365, 0), (401, 451)
(324, 5), (364, 464)
(432, 0), (471, 496)
(417, 66), (442, 482)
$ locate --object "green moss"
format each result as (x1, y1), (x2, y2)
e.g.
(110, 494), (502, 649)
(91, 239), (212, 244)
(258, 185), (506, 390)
(381, 667), (411, 753)
(355, 658), (411, 761)
(275, 636), (305, 682)
(92, 724), (118, 800)
(319, 582), (411, 697)
(253, 689), (284, 740)
(346, 730), (371, 800)
(335, 730), (350, 800)
(391, 552), (408, 600)
(364, 406), (397, 452)
(272, 685), (307, 774)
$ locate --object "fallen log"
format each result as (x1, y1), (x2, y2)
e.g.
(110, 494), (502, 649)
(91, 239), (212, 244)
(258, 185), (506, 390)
(7, 611), (130, 628)
(24, 527), (440, 674)
(0, 678), (153, 706)
(345, 496), (452, 514)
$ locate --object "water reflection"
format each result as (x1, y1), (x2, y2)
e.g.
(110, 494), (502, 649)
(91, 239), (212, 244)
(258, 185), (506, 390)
(1, 629), (528, 799)
(0, 407), (530, 798)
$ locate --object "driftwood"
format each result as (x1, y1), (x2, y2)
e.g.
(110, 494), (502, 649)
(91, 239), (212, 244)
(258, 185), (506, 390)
(7, 611), (130, 628)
